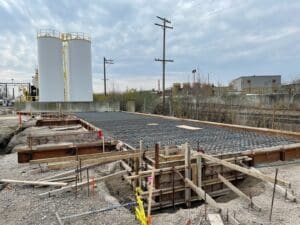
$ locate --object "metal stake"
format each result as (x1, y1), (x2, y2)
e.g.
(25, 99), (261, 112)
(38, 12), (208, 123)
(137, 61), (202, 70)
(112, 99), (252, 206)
(269, 168), (278, 221)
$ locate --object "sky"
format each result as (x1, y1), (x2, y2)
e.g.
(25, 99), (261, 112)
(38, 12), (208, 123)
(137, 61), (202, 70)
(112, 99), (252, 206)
(0, 0), (300, 93)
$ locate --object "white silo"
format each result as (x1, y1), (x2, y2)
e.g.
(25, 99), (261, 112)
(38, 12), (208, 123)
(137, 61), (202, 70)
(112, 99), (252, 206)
(37, 29), (65, 102)
(65, 33), (93, 102)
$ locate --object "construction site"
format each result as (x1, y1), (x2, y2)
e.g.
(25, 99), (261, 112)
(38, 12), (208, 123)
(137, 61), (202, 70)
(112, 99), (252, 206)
(1, 2), (300, 225)
(0, 107), (299, 225)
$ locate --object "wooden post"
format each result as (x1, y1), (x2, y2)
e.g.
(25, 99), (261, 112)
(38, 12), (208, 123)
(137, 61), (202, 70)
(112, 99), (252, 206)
(75, 174), (78, 199)
(184, 142), (191, 208)
(197, 155), (202, 188)
(139, 140), (143, 187)
(79, 159), (82, 183)
(165, 145), (169, 156)
(172, 166), (175, 210)
(154, 143), (160, 205)
(102, 136), (105, 153)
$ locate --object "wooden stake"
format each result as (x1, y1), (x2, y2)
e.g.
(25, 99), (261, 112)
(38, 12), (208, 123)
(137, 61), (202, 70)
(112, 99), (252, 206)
(269, 168), (278, 221)
(184, 143), (191, 208)
(147, 166), (155, 225)
(102, 136), (105, 153)
(87, 169), (90, 197)
(139, 140), (143, 187)
(197, 154), (202, 188)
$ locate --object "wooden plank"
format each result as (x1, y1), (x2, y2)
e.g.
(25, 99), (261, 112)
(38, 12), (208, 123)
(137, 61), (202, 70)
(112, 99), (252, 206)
(55, 212), (64, 225)
(218, 174), (261, 211)
(185, 178), (220, 210)
(208, 214), (224, 225)
(39, 170), (127, 197)
(30, 150), (133, 164)
(39, 169), (77, 181)
(0, 179), (67, 187)
(199, 153), (291, 188)
(185, 178), (240, 225)
(127, 165), (187, 179)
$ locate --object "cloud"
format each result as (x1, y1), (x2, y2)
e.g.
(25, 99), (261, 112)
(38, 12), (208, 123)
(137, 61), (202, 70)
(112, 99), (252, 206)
(0, 0), (300, 92)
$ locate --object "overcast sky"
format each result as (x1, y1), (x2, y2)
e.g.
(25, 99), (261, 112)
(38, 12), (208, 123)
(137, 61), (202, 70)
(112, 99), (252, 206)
(0, 0), (300, 93)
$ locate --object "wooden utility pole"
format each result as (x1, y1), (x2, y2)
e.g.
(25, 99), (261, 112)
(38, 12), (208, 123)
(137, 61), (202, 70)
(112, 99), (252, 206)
(155, 16), (174, 114)
(103, 57), (113, 96)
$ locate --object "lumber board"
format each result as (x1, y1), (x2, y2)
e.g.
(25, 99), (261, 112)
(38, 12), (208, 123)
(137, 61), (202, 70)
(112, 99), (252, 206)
(208, 214), (224, 225)
(218, 174), (261, 211)
(47, 161), (78, 170)
(39, 170), (127, 197)
(0, 179), (67, 187)
(55, 212), (64, 225)
(199, 153), (291, 188)
(126, 165), (187, 179)
(39, 169), (77, 181)
(44, 152), (144, 170)
(185, 178), (240, 225)
(185, 178), (220, 210)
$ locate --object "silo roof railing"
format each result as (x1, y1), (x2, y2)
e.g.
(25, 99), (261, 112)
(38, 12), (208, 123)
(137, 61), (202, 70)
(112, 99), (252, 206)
(37, 29), (61, 39)
(62, 32), (91, 41)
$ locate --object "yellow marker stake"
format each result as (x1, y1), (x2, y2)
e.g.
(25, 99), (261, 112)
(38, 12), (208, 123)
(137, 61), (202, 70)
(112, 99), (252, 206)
(135, 187), (147, 225)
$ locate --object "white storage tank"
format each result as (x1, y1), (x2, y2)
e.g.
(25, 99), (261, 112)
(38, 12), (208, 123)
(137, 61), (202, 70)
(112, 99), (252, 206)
(66, 33), (93, 102)
(37, 30), (65, 102)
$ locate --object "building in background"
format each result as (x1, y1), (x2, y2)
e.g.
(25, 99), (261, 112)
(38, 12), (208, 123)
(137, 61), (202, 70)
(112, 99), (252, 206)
(230, 75), (281, 94)
(37, 29), (93, 102)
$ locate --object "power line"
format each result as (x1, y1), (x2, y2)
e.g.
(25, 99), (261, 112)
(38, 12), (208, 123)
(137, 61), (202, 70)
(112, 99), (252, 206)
(103, 57), (114, 96)
(154, 16), (174, 115)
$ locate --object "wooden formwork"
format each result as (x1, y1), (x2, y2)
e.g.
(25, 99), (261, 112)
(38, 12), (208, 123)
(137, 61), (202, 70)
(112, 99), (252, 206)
(122, 144), (251, 211)
(16, 116), (116, 163)
(17, 141), (117, 163)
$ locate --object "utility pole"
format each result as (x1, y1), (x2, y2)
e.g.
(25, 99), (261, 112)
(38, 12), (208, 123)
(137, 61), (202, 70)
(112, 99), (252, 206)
(155, 16), (173, 115)
(11, 78), (14, 99)
(103, 57), (113, 96)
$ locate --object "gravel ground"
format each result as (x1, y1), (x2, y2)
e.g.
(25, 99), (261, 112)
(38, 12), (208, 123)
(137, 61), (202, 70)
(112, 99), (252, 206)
(1, 153), (299, 225)
(0, 153), (138, 225)
(75, 112), (298, 154)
